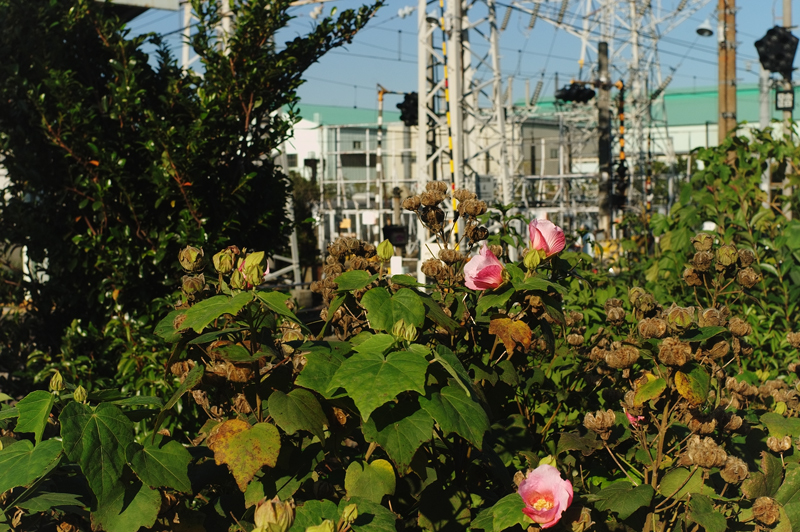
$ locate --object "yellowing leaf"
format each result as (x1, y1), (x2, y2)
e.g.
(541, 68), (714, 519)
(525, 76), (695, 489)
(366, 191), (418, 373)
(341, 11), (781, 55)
(488, 318), (532, 354)
(674, 364), (711, 406)
(208, 420), (280, 491)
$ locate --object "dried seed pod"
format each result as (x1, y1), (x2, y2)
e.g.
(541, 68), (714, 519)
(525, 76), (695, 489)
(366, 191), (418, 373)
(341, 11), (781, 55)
(589, 347), (609, 362)
(583, 409), (616, 439)
(752, 497), (781, 526)
(666, 305), (695, 332)
(458, 198), (488, 217)
(638, 318), (667, 339)
(606, 307), (626, 326)
(702, 340), (730, 360)
(728, 317), (752, 337)
(692, 233), (714, 252)
(719, 456), (749, 484)
(566, 311), (584, 326)
(686, 414), (716, 435)
(438, 248), (464, 264)
(698, 308), (725, 328)
(738, 248), (757, 267)
(420, 191), (446, 206)
(684, 435), (727, 469)
(691, 251), (714, 272)
(604, 298), (624, 312)
(422, 206), (446, 229)
(723, 414), (743, 432)
(426, 181), (449, 194)
(567, 334), (585, 346)
(605, 346), (640, 369)
(736, 267), (761, 289)
(788, 332), (800, 348)
(402, 195), (421, 211)
(683, 267), (703, 287)
(421, 258), (447, 280)
(715, 244), (738, 269)
(453, 188), (477, 202)
(468, 225), (489, 243)
(767, 435), (793, 453)
(658, 337), (692, 367)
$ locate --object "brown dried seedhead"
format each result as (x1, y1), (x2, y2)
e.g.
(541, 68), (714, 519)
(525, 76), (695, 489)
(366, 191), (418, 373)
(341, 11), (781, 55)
(658, 337), (693, 367)
(680, 435), (727, 469)
(638, 318), (667, 339)
(584, 409), (616, 440)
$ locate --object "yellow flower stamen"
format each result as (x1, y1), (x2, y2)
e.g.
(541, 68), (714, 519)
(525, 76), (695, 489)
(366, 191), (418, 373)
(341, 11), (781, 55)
(532, 498), (554, 511)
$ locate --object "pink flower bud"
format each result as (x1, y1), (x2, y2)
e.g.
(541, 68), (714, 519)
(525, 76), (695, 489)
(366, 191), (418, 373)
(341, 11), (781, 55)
(518, 464), (573, 529)
(529, 219), (566, 258)
(464, 244), (504, 290)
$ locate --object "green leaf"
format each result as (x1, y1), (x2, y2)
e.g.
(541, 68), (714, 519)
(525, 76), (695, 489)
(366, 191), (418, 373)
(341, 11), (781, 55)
(633, 377), (667, 406)
(390, 274), (426, 287)
(14, 390), (54, 445)
(154, 309), (186, 342)
(319, 294), (345, 337)
(490, 493), (531, 532)
(658, 467), (711, 500)
(476, 286), (515, 316)
(334, 270), (376, 291)
(681, 327), (729, 342)
(267, 389), (327, 442)
(0, 393), (12, 402)
(585, 481), (654, 520)
(17, 491), (85, 512)
(345, 459), (396, 503)
(418, 385), (490, 449)
(329, 350), (428, 420)
(363, 402), (433, 471)
(187, 327), (247, 345)
(743, 451), (784, 499)
(776, 464), (800, 507)
(289, 499), (339, 532)
(295, 342), (348, 398)
(361, 287), (425, 331)
(256, 291), (309, 332)
(126, 435), (192, 493)
(0, 439), (62, 495)
(762, 413), (800, 439)
(153, 363), (204, 435)
(686, 493), (727, 532)
(91, 481), (160, 532)
(556, 432), (602, 456)
(675, 363), (711, 405)
(0, 406), (18, 421)
(347, 497), (399, 532)
(210, 342), (263, 362)
(108, 396), (163, 408)
(60, 402), (134, 502)
(181, 292), (254, 333)
(352, 333), (396, 355)
(433, 346), (474, 398)
(421, 296), (459, 335)
(512, 276), (567, 295)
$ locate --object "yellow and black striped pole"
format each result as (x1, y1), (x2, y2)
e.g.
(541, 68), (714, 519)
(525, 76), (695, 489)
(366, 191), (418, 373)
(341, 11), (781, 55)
(438, 0), (458, 244)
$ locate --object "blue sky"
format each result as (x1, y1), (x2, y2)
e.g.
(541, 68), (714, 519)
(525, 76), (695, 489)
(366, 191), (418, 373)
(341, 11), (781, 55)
(127, 0), (790, 111)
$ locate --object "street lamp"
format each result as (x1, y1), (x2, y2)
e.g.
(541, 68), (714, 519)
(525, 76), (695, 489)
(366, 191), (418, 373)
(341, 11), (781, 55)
(696, 18), (713, 37)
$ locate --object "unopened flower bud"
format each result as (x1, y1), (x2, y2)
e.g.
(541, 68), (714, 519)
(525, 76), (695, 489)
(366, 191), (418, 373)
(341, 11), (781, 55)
(182, 274), (205, 295)
(179, 246), (204, 272)
(253, 496), (295, 532)
(74, 385), (88, 404)
(230, 268), (247, 290)
(341, 504), (358, 526)
(305, 520), (335, 532)
(243, 251), (267, 285)
(213, 248), (237, 274)
(524, 249), (544, 270)
(692, 233), (714, 252)
(377, 239), (394, 261)
(49, 370), (65, 392)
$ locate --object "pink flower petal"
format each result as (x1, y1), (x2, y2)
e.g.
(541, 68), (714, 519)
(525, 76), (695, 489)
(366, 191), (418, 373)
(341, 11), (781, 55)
(518, 464), (573, 529)
(464, 244), (504, 291)
(529, 219), (566, 257)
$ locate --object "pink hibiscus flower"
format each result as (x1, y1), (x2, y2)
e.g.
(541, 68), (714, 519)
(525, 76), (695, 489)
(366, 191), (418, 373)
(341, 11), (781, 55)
(518, 464), (574, 529)
(529, 219), (566, 258)
(463, 244), (504, 291)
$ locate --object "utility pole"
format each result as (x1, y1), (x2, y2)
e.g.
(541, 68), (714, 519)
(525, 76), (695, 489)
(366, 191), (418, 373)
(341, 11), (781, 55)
(718, 0), (737, 143)
(598, 42), (612, 236)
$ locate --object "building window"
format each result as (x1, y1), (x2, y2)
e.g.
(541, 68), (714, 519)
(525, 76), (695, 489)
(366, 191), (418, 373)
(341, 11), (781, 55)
(287, 153), (298, 167)
(353, 141), (362, 150)
(549, 148), (559, 159)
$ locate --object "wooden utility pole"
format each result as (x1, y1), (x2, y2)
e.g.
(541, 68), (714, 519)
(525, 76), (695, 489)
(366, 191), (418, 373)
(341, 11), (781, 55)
(718, 0), (737, 143)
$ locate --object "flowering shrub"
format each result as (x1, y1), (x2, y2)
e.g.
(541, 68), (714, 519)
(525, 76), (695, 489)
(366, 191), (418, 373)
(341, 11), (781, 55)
(4, 176), (800, 531)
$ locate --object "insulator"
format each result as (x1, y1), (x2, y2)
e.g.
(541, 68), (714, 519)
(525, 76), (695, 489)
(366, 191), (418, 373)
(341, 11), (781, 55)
(557, 0), (569, 25)
(650, 74), (673, 100)
(676, 0), (688, 11)
(531, 80), (544, 105)
(501, 5), (513, 31)
(527, 3), (540, 30)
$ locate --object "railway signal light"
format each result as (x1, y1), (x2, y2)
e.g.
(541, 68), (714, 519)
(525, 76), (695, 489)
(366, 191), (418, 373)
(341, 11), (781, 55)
(755, 26), (799, 80)
(397, 92), (418, 127)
